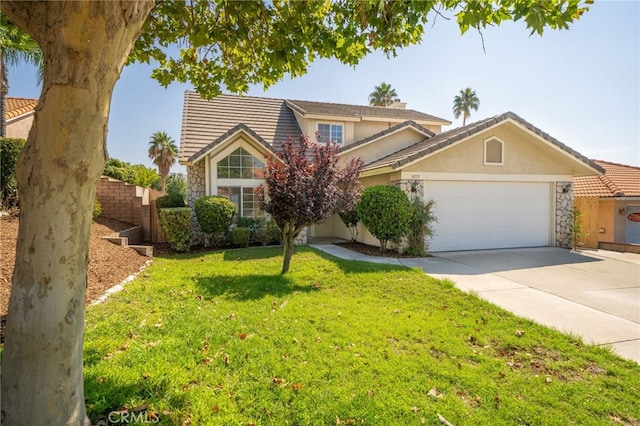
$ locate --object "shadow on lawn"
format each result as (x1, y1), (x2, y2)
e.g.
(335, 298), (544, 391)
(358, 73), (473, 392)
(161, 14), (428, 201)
(84, 372), (188, 425)
(194, 273), (320, 301)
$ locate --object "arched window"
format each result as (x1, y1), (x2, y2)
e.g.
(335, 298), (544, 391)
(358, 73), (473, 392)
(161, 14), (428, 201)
(484, 137), (504, 165)
(217, 147), (264, 179)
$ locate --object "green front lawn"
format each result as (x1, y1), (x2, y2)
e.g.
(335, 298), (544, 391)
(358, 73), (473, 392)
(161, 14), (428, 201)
(84, 247), (640, 425)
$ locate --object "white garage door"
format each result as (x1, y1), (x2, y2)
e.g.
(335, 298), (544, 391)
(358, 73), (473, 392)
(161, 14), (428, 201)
(426, 181), (552, 252)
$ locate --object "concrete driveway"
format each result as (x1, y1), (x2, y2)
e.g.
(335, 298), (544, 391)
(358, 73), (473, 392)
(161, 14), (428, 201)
(400, 247), (640, 363)
(311, 242), (640, 363)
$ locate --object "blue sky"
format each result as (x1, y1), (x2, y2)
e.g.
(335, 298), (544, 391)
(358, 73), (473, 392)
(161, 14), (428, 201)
(7, 1), (639, 174)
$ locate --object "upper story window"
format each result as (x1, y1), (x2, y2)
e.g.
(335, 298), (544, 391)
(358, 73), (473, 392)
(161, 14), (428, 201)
(217, 147), (264, 179)
(317, 123), (343, 144)
(484, 137), (504, 165)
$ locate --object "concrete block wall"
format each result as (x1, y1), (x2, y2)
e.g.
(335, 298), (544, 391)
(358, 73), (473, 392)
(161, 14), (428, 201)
(96, 176), (165, 242)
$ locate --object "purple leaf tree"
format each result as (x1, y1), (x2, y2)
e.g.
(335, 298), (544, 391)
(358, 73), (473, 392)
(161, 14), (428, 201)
(256, 135), (364, 273)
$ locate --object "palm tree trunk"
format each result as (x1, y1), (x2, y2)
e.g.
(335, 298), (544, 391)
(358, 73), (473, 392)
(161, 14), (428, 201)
(1, 53), (8, 137)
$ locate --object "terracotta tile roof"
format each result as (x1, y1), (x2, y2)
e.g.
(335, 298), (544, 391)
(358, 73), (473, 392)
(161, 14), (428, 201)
(285, 99), (451, 125)
(180, 92), (302, 163)
(339, 120), (435, 153)
(573, 160), (640, 198)
(5, 97), (38, 120)
(363, 111), (603, 174)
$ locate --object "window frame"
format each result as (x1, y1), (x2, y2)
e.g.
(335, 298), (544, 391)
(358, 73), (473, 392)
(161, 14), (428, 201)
(483, 137), (505, 166)
(317, 122), (343, 144)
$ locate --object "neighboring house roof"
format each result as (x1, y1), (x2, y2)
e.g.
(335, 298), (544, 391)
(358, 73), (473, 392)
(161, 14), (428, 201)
(5, 97), (38, 120)
(180, 92), (302, 164)
(286, 99), (450, 125)
(338, 120), (435, 154)
(363, 111), (604, 173)
(573, 160), (640, 198)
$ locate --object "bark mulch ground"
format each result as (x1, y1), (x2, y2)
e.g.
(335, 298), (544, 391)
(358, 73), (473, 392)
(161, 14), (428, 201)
(1, 216), (149, 341)
(334, 241), (429, 258)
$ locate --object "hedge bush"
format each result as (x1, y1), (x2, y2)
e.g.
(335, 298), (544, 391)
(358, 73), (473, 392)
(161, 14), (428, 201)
(356, 185), (413, 252)
(158, 207), (192, 252)
(194, 195), (236, 240)
(230, 227), (250, 247)
(156, 192), (186, 209)
(255, 219), (282, 246)
(338, 208), (359, 242)
(0, 137), (25, 210)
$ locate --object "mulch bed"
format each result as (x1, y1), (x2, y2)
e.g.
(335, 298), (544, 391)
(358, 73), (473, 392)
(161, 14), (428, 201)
(1, 215), (149, 343)
(334, 241), (430, 258)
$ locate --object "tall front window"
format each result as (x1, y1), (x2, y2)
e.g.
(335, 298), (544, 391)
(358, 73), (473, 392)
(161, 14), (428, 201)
(217, 187), (261, 218)
(317, 123), (343, 144)
(216, 147), (264, 217)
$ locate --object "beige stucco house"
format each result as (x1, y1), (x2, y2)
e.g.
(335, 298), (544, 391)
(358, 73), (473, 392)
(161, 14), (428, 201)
(4, 97), (37, 139)
(573, 160), (640, 250)
(180, 91), (602, 252)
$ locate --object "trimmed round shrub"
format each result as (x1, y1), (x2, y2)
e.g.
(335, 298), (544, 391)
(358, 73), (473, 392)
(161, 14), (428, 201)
(158, 207), (192, 252)
(356, 185), (413, 252)
(194, 195), (236, 237)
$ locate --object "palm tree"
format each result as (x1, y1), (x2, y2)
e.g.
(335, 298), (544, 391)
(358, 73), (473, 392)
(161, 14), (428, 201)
(453, 87), (480, 126)
(0, 15), (43, 136)
(148, 131), (178, 192)
(368, 82), (399, 107)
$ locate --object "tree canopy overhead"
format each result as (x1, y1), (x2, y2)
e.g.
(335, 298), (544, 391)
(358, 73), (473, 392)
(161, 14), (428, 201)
(130, 0), (592, 98)
(0, 1), (593, 423)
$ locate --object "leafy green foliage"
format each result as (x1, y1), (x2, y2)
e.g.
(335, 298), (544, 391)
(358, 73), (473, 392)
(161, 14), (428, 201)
(368, 81), (399, 106)
(338, 209), (359, 242)
(568, 206), (586, 251)
(453, 87), (480, 126)
(406, 199), (437, 256)
(92, 198), (102, 220)
(194, 195), (236, 238)
(147, 131), (178, 192)
(130, 1), (591, 99)
(131, 164), (161, 190)
(155, 193), (186, 210)
(158, 207), (192, 252)
(357, 185), (413, 252)
(165, 173), (187, 202)
(0, 137), (25, 210)
(255, 219), (282, 246)
(84, 247), (639, 424)
(229, 227), (250, 248)
(103, 158), (161, 190)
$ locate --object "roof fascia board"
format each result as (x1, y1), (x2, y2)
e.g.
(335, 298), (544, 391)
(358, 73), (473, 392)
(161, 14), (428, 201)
(6, 111), (35, 123)
(190, 128), (272, 164)
(303, 113), (361, 122)
(360, 166), (394, 177)
(614, 197), (640, 201)
(401, 171), (573, 182)
(339, 125), (432, 156)
(361, 116), (449, 125)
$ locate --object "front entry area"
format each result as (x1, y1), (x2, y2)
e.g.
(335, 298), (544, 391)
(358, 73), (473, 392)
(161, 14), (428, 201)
(426, 181), (552, 252)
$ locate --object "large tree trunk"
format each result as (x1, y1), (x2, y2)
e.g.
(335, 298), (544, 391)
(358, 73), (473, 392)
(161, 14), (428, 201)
(0, 2), (154, 424)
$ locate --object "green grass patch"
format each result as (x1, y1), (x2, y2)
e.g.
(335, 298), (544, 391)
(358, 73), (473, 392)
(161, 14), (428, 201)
(84, 246), (640, 425)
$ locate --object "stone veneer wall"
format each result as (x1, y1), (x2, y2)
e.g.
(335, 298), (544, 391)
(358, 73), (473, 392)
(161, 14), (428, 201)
(187, 163), (207, 246)
(555, 181), (573, 248)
